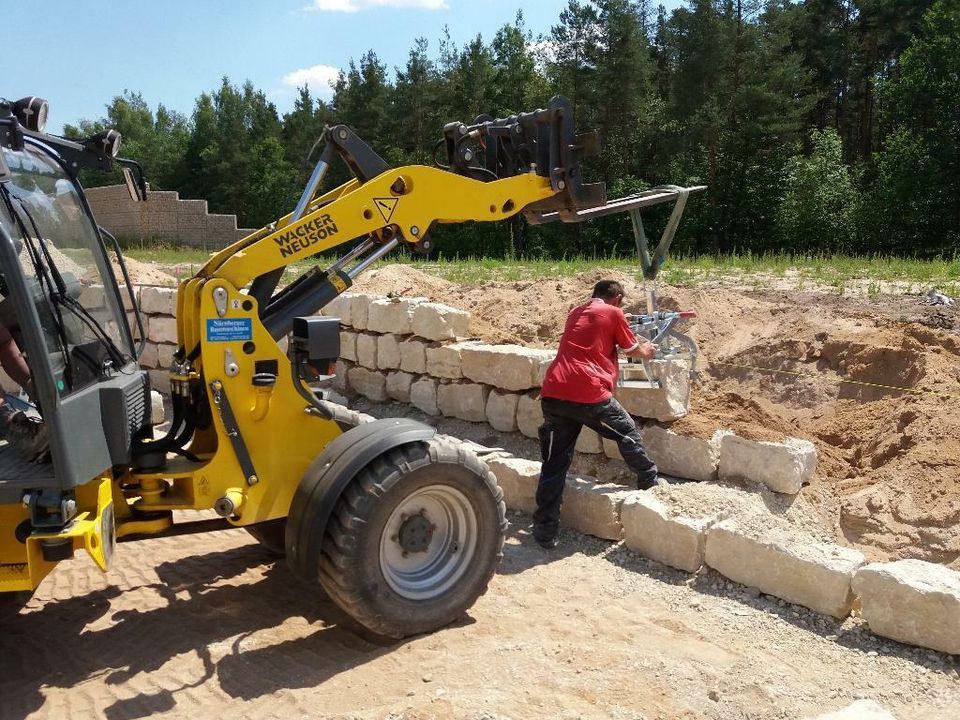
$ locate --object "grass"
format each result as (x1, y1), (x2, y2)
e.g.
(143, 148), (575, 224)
(120, 241), (960, 296)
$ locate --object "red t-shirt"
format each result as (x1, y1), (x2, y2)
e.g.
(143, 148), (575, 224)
(541, 299), (638, 404)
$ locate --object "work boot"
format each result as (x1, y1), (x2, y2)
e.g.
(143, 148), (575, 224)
(637, 475), (664, 491)
(6, 411), (50, 463)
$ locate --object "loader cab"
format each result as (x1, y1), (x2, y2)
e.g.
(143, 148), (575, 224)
(0, 107), (151, 527)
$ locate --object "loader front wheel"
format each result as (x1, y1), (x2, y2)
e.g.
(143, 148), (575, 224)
(317, 437), (506, 638)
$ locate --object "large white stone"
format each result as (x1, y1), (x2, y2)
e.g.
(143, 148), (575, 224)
(485, 390), (520, 432)
(377, 333), (401, 370)
(366, 297), (427, 335)
(485, 456), (541, 513)
(621, 492), (715, 572)
(615, 358), (691, 421)
(331, 360), (353, 394)
(386, 371), (415, 403)
(719, 435), (817, 495)
(411, 302), (471, 341)
(119, 285), (138, 312)
(852, 559), (960, 655)
(560, 476), (630, 541)
(140, 286), (177, 316)
(575, 427), (603, 454)
(355, 332), (379, 369)
(148, 316), (178, 344)
(148, 369), (171, 395)
(426, 341), (477, 380)
(349, 293), (377, 330)
(410, 376), (440, 416)
(641, 426), (725, 482)
(807, 700), (897, 720)
(437, 382), (490, 423)
(139, 342), (159, 369)
(321, 292), (356, 326)
(339, 330), (358, 362)
(705, 518), (864, 618)
(460, 344), (556, 391)
(157, 344), (177, 368)
(517, 392), (543, 439)
(399, 337), (429, 374)
(150, 390), (165, 425)
(79, 284), (106, 309)
(347, 366), (387, 402)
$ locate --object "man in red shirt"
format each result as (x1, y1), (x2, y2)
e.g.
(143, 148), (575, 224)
(533, 280), (659, 548)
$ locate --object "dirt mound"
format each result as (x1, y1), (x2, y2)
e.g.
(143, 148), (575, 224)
(358, 264), (960, 568)
(111, 254), (176, 286)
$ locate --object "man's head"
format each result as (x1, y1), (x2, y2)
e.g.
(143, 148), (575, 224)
(592, 280), (625, 307)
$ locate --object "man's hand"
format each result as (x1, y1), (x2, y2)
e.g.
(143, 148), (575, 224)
(624, 341), (657, 360)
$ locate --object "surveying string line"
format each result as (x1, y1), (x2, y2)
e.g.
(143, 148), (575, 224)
(704, 359), (960, 402)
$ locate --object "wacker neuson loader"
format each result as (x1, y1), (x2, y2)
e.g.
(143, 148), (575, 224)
(0, 94), (700, 637)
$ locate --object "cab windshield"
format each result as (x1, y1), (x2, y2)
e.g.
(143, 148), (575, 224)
(0, 140), (134, 397)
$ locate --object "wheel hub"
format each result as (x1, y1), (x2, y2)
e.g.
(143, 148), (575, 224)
(397, 513), (434, 554)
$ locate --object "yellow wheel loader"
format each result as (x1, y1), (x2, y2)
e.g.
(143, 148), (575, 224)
(0, 94), (697, 637)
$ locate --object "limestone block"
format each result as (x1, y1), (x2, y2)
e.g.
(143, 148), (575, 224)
(641, 426), (725, 482)
(410, 376), (440, 416)
(615, 358), (691, 421)
(118, 285), (137, 311)
(807, 701), (897, 720)
(139, 342), (159, 369)
(575, 427), (603, 454)
(148, 369), (171, 395)
(366, 297), (427, 335)
(321, 292), (355, 326)
(536, 353), (556, 386)
(719, 435), (817, 495)
(426, 341), (477, 380)
(399, 337), (429, 374)
(460, 344), (556, 392)
(411, 302), (470, 341)
(852, 559), (960, 655)
(485, 456), (541, 513)
(140, 286), (177, 316)
(517, 392), (543, 439)
(150, 390), (165, 426)
(157, 344), (177, 368)
(377, 333), (401, 370)
(355, 333), (379, 369)
(437, 381), (490, 423)
(331, 360), (353, 394)
(79, 284), (105, 309)
(705, 518), (865, 618)
(386, 371), (415, 403)
(347, 366), (387, 402)
(126, 312), (140, 340)
(339, 330), (358, 362)
(602, 436), (623, 461)
(560, 476), (631, 541)
(349, 293), (377, 330)
(485, 390), (520, 433)
(148, 316), (178, 345)
(622, 492), (715, 572)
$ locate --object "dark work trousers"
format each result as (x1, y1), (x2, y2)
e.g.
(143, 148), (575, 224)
(532, 396), (658, 542)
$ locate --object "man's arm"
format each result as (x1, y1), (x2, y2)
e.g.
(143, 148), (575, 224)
(623, 340), (657, 360)
(612, 308), (657, 360)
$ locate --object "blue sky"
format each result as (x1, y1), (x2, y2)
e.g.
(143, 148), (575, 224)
(8, 0), (685, 133)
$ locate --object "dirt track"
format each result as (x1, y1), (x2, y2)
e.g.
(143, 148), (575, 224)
(3, 518), (958, 720)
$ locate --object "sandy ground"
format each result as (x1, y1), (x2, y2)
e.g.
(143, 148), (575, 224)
(2, 519), (958, 720)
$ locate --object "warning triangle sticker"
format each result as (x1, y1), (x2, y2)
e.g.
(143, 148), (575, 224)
(374, 197), (399, 224)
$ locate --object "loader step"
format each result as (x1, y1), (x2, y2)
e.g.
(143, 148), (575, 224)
(0, 442), (56, 503)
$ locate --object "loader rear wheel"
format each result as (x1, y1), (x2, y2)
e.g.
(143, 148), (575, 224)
(317, 437), (506, 639)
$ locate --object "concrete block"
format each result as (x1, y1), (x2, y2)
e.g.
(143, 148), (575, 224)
(349, 293), (377, 330)
(426, 341), (477, 380)
(575, 427), (603, 454)
(320, 292), (355, 326)
(621, 492), (715, 572)
(641, 426), (725, 482)
(719, 435), (817, 495)
(807, 701), (897, 720)
(411, 302), (470, 341)
(366, 297), (426, 335)
(157, 344), (177, 368)
(148, 369), (171, 395)
(485, 390), (519, 432)
(355, 332), (378, 369)
(615, 358), (691, 421)
(147, 316), (178, 345)
(517, 392), (543, 439)
(705, 518), (865, 618)
(150, 390), (165, 426)
(437, 381), (490, 423)
(347, 366), (387, 402)
(485, 456), (540, 513)
(140, 286), (177, 316)
(852, 559), (960, 655)
(331, 360), (353, 394)
(139, 342), (159, 369)
(410, 376), (440, 416)
(560, 476), (630, 541)
(399, 337), (429, 374)
(339, 330), (358, 362)
(460, 344), (556, 391)
(385, 371), (415, 403)
(377, 333), (401, 370)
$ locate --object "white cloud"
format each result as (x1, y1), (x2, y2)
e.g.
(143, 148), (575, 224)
(304, 0), (448, 12)
(281, 64), (341, 99)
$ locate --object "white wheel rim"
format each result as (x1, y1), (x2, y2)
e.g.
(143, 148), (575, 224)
(379, 484), (479, 601)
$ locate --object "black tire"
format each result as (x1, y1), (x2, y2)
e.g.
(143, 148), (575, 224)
(317, 437), (506, 639)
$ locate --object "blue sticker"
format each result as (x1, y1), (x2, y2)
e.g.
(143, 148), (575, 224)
(206, 318), (252, 342)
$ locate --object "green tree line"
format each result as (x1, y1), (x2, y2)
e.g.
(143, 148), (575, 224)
(66, 0), (960, 260)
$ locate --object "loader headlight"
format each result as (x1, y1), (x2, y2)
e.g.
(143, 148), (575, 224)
(13, 96), (48, 132)
(83, 129), (122, 158)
